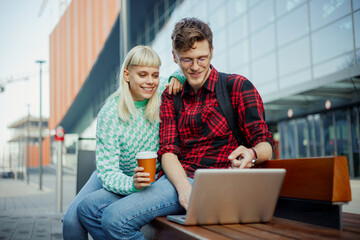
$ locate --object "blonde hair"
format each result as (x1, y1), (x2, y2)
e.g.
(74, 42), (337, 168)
(109, 46), (161, 123)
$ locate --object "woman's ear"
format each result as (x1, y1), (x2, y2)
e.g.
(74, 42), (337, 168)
(124, 69), (130, 83)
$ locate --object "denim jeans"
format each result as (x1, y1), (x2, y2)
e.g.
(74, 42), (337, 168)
(77, 175), (192, 240)
(62, 170), (103, 240)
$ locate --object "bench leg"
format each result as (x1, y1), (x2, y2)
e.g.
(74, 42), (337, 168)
(274, 197), (342, 230)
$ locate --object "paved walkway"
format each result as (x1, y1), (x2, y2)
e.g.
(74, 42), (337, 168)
(343, 179), (360, 214)
(0, 167), (76, 240)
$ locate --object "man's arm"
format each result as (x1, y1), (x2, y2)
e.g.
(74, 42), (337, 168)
(159, 86), (191, 210)
(161, 153), (192, 210)
(227, 75), (274, 168)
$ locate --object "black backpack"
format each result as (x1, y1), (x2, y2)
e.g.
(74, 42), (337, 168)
(173, 72), (248, 147)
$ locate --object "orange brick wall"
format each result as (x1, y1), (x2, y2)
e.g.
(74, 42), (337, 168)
(49, 0), (121, 130)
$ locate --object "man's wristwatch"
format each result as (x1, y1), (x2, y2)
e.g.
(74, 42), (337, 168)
(250, 148), (257, 167)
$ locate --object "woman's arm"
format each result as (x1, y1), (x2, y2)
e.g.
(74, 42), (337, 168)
(158, 69), (186, 95)
(95, 98), (139, 195)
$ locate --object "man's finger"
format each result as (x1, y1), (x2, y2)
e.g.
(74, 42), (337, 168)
(228, 146), (244, 160)
(240, 160), (248, 169)
(230, 159), (241, 168)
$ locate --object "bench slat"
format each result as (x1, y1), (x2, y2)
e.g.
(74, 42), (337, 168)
(342, 212), (360, 234)
(271, 217), (360, 239)
(220, 224), (292, 239)
(202, 225), (263, 240)
(257, 156), (352, 202)
(145, 217), (233, 240)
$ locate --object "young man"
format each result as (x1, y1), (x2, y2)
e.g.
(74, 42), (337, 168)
(80, 18), (274, 240)
(159, 17), (274, 210)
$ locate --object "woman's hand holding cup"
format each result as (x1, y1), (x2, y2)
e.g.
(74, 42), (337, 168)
(133, 167), (151, 190)
(133, 151), (157, 190)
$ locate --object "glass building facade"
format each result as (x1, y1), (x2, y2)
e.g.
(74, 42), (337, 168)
(58, 0), (359, 178)
(134, 0), (360, 178)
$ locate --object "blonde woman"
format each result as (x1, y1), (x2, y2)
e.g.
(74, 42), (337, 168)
(62, 46), (184, 240)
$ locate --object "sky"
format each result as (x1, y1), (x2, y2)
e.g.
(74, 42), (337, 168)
(0, 0), (68, 164)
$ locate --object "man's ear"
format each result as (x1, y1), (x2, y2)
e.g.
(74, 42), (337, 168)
(124, 69), (130, 83)
(210, 46), (214, 60)
(172, 51), (178, 64)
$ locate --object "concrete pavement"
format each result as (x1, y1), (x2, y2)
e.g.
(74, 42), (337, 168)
(0, 166), (76, 240)
(343, 179), (360, 214)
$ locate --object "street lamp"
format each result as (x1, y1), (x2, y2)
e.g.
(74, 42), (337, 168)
(26, 104), (30, 184)
(36, 60), (45, 190)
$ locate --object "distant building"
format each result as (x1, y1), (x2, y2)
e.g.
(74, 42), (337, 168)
(8, 116), (50, 178)
(50, 0), (360, 178)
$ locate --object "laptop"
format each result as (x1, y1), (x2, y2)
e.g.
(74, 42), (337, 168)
(167, 168), (286, 225)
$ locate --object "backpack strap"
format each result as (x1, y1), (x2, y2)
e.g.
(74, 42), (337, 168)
(216, 72), (245, 146)
(173, 91), (182, 124)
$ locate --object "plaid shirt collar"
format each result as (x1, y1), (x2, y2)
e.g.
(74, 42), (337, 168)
(182, 65), (219, 97)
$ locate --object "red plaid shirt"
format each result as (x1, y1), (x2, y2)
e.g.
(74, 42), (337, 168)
(158, 66), (274, 178)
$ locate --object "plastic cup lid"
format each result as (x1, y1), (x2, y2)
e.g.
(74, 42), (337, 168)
(136, 151), (157, 159)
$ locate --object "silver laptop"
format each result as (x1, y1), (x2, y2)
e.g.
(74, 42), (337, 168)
(167, 168), (286, 225)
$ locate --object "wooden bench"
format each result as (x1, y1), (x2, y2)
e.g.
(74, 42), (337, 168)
(258, 156), (352, 230)
(143, 156), (357, 239)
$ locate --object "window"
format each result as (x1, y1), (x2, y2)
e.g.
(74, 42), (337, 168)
(335, 110), (349, 159)
(287, 120), (297, 158)
(313, 53), (354, 79)
(211, 51), (228, 73)
(213, 28), (227, 53)
(310, 0), (351, 30)
(278, 37), (311, 77)
(297, 118), (307, 157)
(276, 0), (307, 18)
(323, 112), (335, 156)
(252, 52), (277, 84)
(228, 39), (249, 69)
(354, 11), (360, 49)
(249, 0), (274, 33)
(312, 16), (353, 64)
(352, 107), (360, 177)
(228, 15), (248, 47)
(226, 0), (247, 22)
(355, 0), (360, 11)
(277, 4), (309, 46)
(251, 24), (275, 59)
(308, 115), (316, 156)
(279, 121), (287, 158)
(191, 0), (207, 21)
(209, 4), (226, 32)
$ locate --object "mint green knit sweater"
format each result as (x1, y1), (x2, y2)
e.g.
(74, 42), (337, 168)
(96, 71), (184, 195)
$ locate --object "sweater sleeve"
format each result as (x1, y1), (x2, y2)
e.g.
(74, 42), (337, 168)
(158, 69), (186, 94)
(168, 68), (186, 84)
(95, 98), (139, 195)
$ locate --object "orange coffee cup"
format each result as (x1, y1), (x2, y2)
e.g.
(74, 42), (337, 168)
(135, 151), (157, 183)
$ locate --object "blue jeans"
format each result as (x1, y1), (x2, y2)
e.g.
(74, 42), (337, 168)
(77, 175), (191, 240)
(62, 170), (103, 240)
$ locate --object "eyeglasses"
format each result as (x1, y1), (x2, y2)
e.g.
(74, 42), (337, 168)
(174, 51), (211, 67)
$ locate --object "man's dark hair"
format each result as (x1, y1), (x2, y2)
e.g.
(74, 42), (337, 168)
(171, 17), (213, 52)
